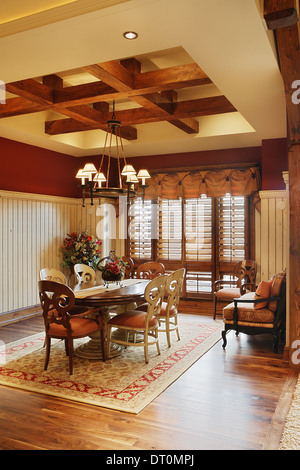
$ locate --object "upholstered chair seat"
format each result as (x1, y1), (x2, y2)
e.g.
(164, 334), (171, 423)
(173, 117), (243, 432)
(159, 302), (178, 316)
(223, 292), (275, 326)
(221, 271), (286, 353)
(108, 310), (158, 329)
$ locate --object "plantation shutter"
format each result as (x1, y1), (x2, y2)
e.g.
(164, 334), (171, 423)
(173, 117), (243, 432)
(128, 198), (153, 260)
(217, 195), (246, 262)
(184, 197), (212, 261)
(157, 198), (182, 260)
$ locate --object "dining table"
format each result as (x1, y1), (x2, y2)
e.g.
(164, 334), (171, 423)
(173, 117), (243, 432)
(72, 278), (149, 360)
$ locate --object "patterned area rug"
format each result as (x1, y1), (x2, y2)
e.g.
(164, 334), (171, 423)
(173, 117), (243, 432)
(279, 373), (300, 450)
(0, 317), (222, 414)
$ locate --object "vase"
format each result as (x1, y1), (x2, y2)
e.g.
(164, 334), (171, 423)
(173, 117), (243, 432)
(102, 271), (122, 282)
(102, 270), (124, 287)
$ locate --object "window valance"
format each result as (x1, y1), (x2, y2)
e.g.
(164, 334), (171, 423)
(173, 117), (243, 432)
(144, 166), (261, 200)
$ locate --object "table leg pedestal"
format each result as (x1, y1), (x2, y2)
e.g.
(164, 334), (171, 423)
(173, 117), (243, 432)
(74, 307), (122, 360)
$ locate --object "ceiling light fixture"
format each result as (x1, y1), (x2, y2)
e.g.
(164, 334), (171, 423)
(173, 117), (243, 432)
(123, 31), (138, 40)
(76, 101), (150, 207)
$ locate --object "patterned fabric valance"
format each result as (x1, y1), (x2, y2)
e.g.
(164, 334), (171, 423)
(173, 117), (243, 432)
(144, 166), (261, 200)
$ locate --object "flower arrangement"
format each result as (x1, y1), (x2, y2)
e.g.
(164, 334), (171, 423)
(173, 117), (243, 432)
(62, 231), (102, 271)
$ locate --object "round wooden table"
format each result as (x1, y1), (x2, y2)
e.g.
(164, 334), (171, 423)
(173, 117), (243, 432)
(73, 279), (149, 360)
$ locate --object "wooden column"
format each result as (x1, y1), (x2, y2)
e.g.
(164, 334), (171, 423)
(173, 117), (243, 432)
(264, 1), (300, 365)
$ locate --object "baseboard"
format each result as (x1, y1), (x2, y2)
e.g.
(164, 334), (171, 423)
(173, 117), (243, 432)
(0, 305), (41, 326)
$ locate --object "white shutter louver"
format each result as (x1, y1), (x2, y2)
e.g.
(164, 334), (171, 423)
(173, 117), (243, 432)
(185, 197), (212, 261)
(157, 198), (182, 260)
(128, 198), (152, 260)
(218, 195), (246, 262)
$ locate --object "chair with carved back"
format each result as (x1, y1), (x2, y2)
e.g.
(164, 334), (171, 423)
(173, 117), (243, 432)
(122, 256), (134, 279)
(38, 280), (105, 374)
(156, 268), (185, 347)
(213, 260), (257, 319)
(106, 274), (168, 363)
(136, 262), (165, 280)
(40, 268), (67, 284)
(74, 264), (96, 284)
(222, 270), (286, 353)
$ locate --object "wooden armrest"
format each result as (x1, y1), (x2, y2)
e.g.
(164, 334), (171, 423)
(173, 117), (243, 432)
(214, 280), (237, 292)
(233, 295), (280, 305)
(240, 282), (257, 294)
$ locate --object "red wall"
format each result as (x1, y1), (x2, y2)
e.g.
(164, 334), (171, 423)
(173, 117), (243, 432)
(0, 137), (98, 198)
(126, 146), (262, 171)
(261, 138), (288, 190)
(0, 136), (288, 197)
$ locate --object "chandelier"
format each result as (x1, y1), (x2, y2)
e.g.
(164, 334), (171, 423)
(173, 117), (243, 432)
(76, 102), (150, 207)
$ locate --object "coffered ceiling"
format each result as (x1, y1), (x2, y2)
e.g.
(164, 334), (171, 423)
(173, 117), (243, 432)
(0, 0), (287, 158)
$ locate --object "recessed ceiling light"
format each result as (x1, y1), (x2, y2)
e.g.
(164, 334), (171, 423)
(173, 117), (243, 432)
(123, 31), (138, 40)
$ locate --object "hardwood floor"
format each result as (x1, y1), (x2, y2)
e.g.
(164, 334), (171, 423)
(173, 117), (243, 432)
(0, 313), (293, 450)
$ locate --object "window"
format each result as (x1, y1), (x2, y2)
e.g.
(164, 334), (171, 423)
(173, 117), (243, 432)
(185, 197), (212, 262)
(128, 198), (152, 259)
(217, 195), (246, 262)
(127, 194), (251, 299)
(157, 198), (182, 261)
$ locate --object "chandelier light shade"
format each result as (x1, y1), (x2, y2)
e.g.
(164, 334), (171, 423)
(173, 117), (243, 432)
(137, 169), (151, 185)
(75, 102), (150, 206)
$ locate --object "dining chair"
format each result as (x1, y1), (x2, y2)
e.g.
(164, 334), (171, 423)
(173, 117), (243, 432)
(136, 261), (165, 280)
(38, 280), (105, 374)
(106, 274), (168, 363)
(122, 256), (134, 279)
(74, 264), (96, 283)
(213, 260), (257, 319)
(40, 268), (67, 284)
(156, 268), (185, 347)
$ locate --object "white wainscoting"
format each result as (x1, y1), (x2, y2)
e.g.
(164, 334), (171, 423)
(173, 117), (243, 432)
(255, 188), (289, 283)
(0, 190), (121, 316)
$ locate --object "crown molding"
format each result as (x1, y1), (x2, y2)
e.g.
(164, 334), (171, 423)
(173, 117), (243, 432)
(0, 0), (129, 38)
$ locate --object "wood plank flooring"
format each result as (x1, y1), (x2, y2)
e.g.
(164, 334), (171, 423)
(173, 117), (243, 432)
(0, 313), (292, 450)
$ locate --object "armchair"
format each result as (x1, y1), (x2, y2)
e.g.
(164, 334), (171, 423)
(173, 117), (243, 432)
(222, 270), (286, 353)
(213, 260), (257, 319)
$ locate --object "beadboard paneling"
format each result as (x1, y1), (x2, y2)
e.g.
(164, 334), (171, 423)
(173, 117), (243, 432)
(255, 190), (288, 283)
(0, 191), (118, 315)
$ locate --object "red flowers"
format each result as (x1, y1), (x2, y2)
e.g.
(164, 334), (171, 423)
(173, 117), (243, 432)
(107, 261), (121, 275)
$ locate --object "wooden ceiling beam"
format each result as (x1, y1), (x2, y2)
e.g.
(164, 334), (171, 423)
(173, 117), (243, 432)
(264, 0), (298, 29)
(41, 73), (137, 140)
(86, 59), (200, 134)
(133, 63), (212, 90)
(45, 117), (137, 140)
(0, 96), (50, 117)
(84, 61), (134, 91)
(2, 60), (225, 139)
(55, 62), (212, 107)
(6, 79), (54, 105)
(45, 95), (234, 135)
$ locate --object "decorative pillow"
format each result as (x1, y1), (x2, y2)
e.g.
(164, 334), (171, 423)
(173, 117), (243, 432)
(254, 279), (273, 309)
(269, 271), (286, 312)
